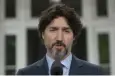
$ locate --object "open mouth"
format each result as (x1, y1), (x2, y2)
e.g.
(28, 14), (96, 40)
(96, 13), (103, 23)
(54, 45), (64, 50)
(55, 46), (63, 48)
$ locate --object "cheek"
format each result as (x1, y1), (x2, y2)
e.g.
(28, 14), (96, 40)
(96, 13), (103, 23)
(44, 34), (55, 47)
(64, 36), (74, 46)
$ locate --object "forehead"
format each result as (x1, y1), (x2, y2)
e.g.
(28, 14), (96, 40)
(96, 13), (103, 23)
(47, 16), (70, 28)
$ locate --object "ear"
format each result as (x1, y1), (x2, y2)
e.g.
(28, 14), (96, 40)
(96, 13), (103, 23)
(42, 32), (44, 39)
(73, 35), (76, 40)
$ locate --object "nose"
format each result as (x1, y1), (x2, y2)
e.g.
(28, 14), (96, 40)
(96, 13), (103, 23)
(56, 30), (63, 41)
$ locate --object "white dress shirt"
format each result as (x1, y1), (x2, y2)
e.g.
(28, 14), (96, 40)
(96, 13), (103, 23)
(46, 53), (72, 75)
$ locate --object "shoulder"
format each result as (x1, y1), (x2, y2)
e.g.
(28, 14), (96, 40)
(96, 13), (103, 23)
(16, 58), (44, 75)
(79, 59), (101, 69)
(73, 55), (99, 67)
(73, 55), (106, 75)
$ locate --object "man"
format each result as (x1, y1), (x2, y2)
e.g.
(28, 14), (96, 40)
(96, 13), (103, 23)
(17, 3), (105, 75)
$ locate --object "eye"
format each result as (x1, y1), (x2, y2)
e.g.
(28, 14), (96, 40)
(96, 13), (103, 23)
(50, 29), (55, 31)
(65, 30), (70, 33)
(63, 27), (72, 33)
(50, 29), (56, 31)
(49, 27), (57, 31)
(64, 29), (72, 33)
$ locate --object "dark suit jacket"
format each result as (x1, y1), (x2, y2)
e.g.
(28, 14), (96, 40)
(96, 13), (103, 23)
(16, 55), (105, 75)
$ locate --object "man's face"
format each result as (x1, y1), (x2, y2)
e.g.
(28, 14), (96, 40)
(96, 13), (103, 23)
(42, 17), (74, 60)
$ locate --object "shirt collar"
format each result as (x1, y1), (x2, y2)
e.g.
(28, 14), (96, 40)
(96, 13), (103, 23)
(61, 53), (72, 69)
(46, 53), (72, 70)
(46, 54), (54, 71)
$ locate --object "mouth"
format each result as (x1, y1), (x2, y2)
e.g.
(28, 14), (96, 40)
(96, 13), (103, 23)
(55, 46), (63, 48)
(54, 45), (64, 50)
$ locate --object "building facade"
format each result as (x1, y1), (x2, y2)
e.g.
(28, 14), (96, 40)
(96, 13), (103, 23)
(0, 0), (115, 75)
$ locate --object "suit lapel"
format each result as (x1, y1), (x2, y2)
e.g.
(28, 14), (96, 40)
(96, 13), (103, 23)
(36, 56), (49, 75)
(69, 55), (83, 75)
(35, 55), (84, 75)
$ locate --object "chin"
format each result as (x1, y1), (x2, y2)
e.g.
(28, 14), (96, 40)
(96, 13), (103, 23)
(55, 51), (67, 59)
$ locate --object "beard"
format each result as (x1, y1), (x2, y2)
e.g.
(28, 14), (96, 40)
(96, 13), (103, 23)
(52, 47), (67, 60)
(48, 41), (68, 60)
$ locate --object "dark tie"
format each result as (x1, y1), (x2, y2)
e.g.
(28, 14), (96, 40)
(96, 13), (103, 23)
(50, 61), (63, 75)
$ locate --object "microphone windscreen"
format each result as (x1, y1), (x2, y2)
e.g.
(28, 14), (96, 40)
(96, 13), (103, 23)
(50, 61), (63, 75)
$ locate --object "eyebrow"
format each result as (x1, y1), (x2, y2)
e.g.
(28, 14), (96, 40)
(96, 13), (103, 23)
(49, 27), (58, 30)
(48, 26), (71, 31)
(62, 27), (71, 30)
(49, 26), (70, 29)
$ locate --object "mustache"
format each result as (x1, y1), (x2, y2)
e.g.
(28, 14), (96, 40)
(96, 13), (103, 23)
(51, 40), (68, 60)
(51, 40), (66, 49)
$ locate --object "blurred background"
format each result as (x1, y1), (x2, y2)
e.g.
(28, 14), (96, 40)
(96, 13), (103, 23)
(0, 0), (115, 75)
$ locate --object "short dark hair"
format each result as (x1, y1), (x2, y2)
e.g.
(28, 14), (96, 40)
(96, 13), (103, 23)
(38, 3), (83, 40)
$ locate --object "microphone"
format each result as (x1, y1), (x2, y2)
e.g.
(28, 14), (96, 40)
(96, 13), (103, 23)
(50, 60), (63, 75)
(50, 41), (64, 75)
